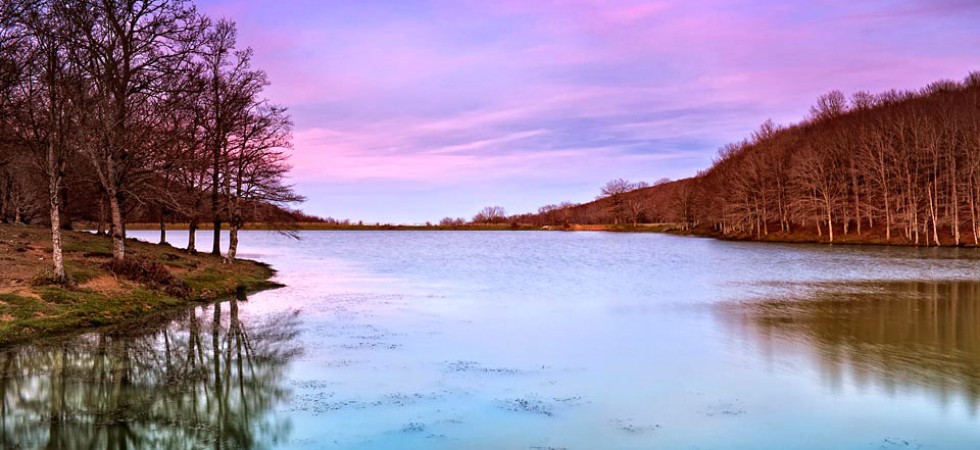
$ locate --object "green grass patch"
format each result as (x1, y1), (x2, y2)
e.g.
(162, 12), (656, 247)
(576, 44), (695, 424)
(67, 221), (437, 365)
(0, 293), (59, 320)
(65, 260), (101, 284)
(62, 235), (112, 254)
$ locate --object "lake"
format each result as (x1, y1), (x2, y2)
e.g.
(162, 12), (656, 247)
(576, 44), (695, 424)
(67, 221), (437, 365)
(3, 230), (980, 449)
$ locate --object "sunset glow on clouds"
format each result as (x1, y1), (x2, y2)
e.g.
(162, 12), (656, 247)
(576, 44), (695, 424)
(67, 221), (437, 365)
(197, 0), (979, 223)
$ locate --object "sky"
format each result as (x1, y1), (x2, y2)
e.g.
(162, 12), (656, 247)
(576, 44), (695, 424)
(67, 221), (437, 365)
(196, 0), (980, 224)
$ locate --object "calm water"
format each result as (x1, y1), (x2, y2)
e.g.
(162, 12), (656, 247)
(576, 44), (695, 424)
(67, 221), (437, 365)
(4, 231), (980, 449)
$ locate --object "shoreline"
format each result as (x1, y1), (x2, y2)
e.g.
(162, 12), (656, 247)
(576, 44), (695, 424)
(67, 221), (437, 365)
(119, 222), (675, 232)
(0, 224), (282, 348)
(126, 221), (980, 248)
(673, 227), (980, 249)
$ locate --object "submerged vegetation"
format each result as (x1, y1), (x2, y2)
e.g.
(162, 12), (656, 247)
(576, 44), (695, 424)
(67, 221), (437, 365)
(0, 224), (279, 347)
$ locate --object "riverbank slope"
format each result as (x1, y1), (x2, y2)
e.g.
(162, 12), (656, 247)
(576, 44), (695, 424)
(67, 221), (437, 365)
(0, 224), (280, 347)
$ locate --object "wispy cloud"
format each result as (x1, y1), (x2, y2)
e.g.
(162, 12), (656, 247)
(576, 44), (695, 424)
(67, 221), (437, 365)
(198, 0), (980, 223)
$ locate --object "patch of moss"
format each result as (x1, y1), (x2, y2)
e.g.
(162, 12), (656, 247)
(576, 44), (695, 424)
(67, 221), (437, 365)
(0, 293), (59, 320)
(65, 260), (101, 284)
(61, 235), (112, 254)
(181, 263), (278, 300)
(0, 287), (192, 347)
(182, 267), (224, 289)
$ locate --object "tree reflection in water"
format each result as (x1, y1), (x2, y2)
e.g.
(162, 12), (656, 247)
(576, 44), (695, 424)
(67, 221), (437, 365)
(722, 280), (980, 411)
(0, 298), (301, 449)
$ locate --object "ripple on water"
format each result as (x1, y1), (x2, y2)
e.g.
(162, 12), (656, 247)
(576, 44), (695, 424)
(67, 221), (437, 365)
(443, 360), (530, 375)
(286, 389), (469, 416)
(611, 418), (661, 434)
(878, 437), (925, 449)
(496, 395), (586, 417)
(701, 398), (746, 417)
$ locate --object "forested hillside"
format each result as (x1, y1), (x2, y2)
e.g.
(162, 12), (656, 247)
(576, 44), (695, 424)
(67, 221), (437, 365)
(520, 73), (980, 246)
(508, 178), (687, 228)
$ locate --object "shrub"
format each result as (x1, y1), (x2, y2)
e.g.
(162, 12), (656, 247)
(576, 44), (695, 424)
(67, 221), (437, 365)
(31, 269), (76, 288)
(105, 258), (191, 298)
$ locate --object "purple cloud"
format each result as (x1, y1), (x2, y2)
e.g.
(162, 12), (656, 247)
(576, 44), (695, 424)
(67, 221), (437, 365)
(197, 0), (980, 223)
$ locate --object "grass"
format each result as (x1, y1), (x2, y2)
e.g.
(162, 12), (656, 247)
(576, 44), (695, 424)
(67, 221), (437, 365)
(0, 224), (281, 347)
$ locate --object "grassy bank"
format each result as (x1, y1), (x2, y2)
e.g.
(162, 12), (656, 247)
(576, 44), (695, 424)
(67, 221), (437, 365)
(0, 224), (281, 347)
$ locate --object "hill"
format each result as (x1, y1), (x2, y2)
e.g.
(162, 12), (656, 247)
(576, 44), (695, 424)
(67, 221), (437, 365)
(516, 72), (980, 246)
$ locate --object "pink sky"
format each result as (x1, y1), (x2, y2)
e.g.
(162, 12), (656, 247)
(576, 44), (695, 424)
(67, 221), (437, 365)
(198, 0), (980, 223)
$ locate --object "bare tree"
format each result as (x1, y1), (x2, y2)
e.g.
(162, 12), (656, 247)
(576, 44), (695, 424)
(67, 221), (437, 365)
(200, 19), (242, 256)
(598, 178), (645, 225)
(473, 206), (506, 224)
(68, 0), (206, 261)
(6, 1), (86, 281)
(224, 103), (302, 262)
(438, 217), (465, 227)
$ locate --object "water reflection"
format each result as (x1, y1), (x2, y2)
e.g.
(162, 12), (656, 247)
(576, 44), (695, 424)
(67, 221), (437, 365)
(0, 299), (302, 449)
(722, 280), (980, 411)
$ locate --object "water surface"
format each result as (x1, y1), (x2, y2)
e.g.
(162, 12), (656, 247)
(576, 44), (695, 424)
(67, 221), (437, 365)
(4, 231), (980, 449)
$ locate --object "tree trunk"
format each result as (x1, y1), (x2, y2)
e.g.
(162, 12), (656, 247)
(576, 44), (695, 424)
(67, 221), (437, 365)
(927, 184), (940, 246)
(951, 159), (961, 246)
(907, 169), (919, 245)
(825, 198), (834, 243)
(973, 173), (980, 245)
(159, 207), (167, 245)
(188, 216), (198, 253)
(850, 157), (861, 235)
(211, 217), (222, 255)
(59, 182), (72, 231)
(883, 177), (892, 241)
(225, 173), (240, 262)
(1, 180), (8, 223)
(108, 191), (125, 261)
(227, 221), (239, 262)
(47, 145), (66, 281)
(97, 194), (106, 235)
(970, 191), (978, 246)
(211, 55), (224, 257)
(211, 167), (221, 255)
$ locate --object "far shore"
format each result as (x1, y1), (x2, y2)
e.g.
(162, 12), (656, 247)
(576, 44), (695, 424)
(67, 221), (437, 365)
(119, 221), (980, 248)
(119, 221), (679, 232)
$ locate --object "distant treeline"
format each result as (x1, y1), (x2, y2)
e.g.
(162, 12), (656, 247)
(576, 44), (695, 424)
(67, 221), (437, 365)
(0, 0), (303, 281)
(516, 73), (980, 246)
